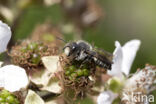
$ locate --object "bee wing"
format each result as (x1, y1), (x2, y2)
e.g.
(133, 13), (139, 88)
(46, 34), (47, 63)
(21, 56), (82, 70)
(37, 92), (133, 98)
(86, 48), (113, 66)
(96, 51), (113, 65)
(93, 47), (113, 61)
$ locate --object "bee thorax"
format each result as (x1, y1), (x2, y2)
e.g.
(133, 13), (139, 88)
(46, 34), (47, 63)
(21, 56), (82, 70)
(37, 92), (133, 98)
(76, 51), (87, 61)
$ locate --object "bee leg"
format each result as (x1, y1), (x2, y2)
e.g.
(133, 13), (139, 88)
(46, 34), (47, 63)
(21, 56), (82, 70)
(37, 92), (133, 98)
(80, 58), (90, 68)
(80, 56), (93, 68)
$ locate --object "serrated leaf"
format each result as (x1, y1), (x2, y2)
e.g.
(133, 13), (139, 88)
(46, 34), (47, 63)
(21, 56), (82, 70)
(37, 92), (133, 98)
(25, 90), (45, 104)
(41, 77), (62, 94)
(30, 69), (51, 86)
(42, 56), (61, 74)
(30, 56), (63, 94)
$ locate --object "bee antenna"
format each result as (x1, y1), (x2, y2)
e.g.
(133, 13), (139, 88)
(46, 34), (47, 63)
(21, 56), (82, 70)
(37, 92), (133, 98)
(56, 36), (67, 43)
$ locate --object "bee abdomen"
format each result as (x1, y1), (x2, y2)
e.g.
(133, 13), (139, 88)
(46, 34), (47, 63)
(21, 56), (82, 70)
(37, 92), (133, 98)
(93, 57), (112, 70)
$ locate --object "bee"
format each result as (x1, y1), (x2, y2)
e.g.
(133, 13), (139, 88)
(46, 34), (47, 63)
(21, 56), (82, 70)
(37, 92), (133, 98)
(63, 40), (113, 70)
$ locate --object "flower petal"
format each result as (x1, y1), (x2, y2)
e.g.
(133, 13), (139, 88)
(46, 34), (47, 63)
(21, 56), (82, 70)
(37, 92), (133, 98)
(108, 40), (141, 78)
(97, 90), (118, 104)
(0, 61), (3, 67)
(108, 41), (123, 78)
(0, 65), (29, 92)
(121, 40), (141, 75)
(0, 20), (11, 53)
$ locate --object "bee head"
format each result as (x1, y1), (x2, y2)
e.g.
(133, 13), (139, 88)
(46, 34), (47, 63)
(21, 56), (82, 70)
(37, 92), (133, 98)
(63, 42), (78, 56)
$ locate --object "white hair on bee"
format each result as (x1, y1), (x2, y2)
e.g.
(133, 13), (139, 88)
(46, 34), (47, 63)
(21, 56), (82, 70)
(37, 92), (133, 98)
(76, 40), (93, 50)
(76, 50), (87, 61)
(64, 47), (70, 56)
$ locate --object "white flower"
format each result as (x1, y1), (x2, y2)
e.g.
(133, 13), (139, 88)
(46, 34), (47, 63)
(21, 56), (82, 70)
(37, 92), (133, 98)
(97, 39), (141, 104)
(108, 40), (141, 79)
(97, 91), (118, 104)
(0, 20), (11, 53)
(0, 65), (29, 92)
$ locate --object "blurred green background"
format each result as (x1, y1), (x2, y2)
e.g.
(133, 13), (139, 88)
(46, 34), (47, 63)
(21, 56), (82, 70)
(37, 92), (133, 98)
(0, 0), (155, 103)
(85, 0), (156, 73)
